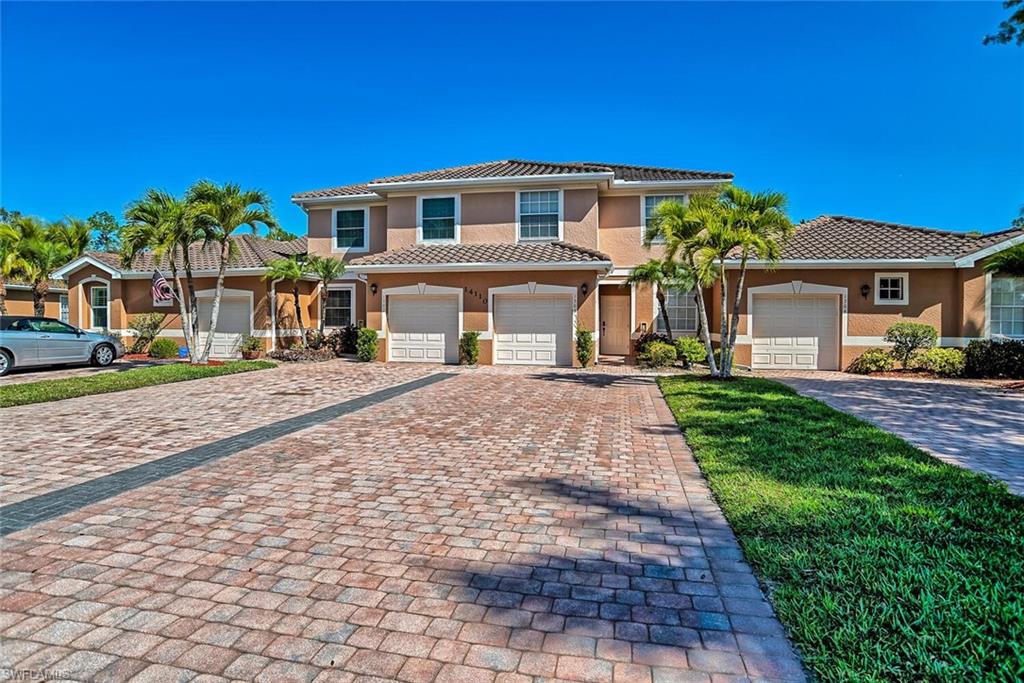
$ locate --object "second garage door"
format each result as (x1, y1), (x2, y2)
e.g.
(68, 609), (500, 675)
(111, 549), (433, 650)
(494, 294), (573, 366)
(388, 295), (459, 363)
(197, 296), (250, 359)
(751, 294), (839, 370)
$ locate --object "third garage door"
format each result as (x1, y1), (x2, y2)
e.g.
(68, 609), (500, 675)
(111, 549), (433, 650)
(494, 294), (573, 366)
(751, 294), (839, 370)
(388, 295), (459, 364)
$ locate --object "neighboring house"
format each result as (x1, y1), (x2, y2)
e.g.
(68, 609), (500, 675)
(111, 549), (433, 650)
(292, 159), (1024, 369)
(51, 235), (322, 356)
(3, 280), (69, 321)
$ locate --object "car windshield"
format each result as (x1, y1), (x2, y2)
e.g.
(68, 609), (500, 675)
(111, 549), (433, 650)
(29, 319), (78, 334)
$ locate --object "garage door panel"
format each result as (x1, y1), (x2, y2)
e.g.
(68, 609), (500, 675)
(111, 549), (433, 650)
(494, 294), (572, 366)
(751, 294), (839, 370)
(388, 296), (459, 364)
(197, 297), (250, 359)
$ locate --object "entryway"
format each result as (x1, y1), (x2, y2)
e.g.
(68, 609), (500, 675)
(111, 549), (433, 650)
(599, 284), (631, 356)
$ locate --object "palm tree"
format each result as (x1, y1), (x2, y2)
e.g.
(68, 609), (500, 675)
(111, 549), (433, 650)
(123, 189), (211, 359)
(983, 243), (1024, 277)
(626, 259), (695, 340)
(0, 223), (28, 315)
(263, 256), (307, 340)
(717, 186), (793, 373)
(49, 217), (91, 258)
(188, 181), (277, 363)
(307, 254), (346, 333)
(20, 238), (72, 316)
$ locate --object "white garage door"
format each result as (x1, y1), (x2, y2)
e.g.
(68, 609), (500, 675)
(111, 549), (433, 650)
(197, 296), (250, 359)
(494, 294), (573, 366)
(751, 295), (839, 370)
(388, 295), (459, 364)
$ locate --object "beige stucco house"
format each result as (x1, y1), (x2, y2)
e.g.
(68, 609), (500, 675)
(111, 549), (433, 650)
(292, 159), (1024, 369)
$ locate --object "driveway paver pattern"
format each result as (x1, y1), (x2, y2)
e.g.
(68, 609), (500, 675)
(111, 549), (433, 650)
(767, 371), (1024, 495)
(1, 364), (805, 682)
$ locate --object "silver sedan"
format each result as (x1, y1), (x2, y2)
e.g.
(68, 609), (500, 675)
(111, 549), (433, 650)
(0, 316), (126, 376)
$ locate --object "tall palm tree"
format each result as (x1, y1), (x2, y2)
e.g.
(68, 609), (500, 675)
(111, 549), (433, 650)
(0, 223), (28, 315)
(49, 217), (91, 258)
(263, 256), (307, 340)
(626, 259), (695, 340)
(717, 186), (793, 373)
(647, 193), (724, 375)
(983, 243), (1024, 277)
(307, 254), (346, 333)
(20, 238), (72, 316)
(188, 181), (277, 363)
(123, 189), (211, 359)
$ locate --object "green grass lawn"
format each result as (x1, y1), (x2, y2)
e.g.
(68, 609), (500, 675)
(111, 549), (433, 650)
(0, 360), (276, 407)
(659, 375), (1024, 683)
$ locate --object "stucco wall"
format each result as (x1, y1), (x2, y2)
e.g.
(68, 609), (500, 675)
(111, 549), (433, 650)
(461, 192), (516, 243)
(306, 205), (387, 260)
(563, 189), (599, 250)
(597, 195), (665, 268)
(386, 196), (417, 250)
(3, 289), (63, 318)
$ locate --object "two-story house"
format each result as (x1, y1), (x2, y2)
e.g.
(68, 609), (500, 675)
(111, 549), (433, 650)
(293, 159), (1024, 369)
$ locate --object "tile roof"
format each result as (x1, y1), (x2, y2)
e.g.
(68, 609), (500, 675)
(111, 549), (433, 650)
(776, 215), (1024, 261)
(292, 159), (732, 199)
(74, 235), (308, 273)
(5, 278), (67, 292)
(348, 241), (612, 268)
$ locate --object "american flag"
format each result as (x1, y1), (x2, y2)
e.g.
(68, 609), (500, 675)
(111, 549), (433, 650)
(151, 270), (173, 302)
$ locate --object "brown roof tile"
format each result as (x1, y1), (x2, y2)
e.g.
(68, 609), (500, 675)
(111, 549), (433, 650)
(75, 235), (307, 273)
(775, 215), (1023, 261)
(348, 241), (612, 268)
(290, 183), (375, 200)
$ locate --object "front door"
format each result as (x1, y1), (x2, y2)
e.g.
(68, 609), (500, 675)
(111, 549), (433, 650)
(600, 289), (631, 355)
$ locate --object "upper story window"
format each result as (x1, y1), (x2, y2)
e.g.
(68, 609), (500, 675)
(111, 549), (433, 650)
(334, 208), (368, 252)
(991, 276), (1024, 338)
(518, 190), (561, 241)
(90, 286), (109, 329)
(419, 196), (458, 242)
(655, 287), (698, 335)
(874, 272), (908, 305)
(644, 195), (687, 243)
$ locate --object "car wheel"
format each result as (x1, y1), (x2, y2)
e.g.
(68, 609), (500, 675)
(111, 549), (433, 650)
(91, 344), (115, 367)
(0, 350), (11, 376)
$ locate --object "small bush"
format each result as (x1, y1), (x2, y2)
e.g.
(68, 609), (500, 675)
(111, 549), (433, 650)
(148, 337), (180, 359)
(883, 322), (937, 367)
(305, 329), (326, 350)
(267, 347), (334, 362)
(638, 340), (677, 368)
(356, 327), (378, 362)
(912, 347), (966, 377)
(847, 348), (895, 374)
(634, 330), (671, 354)
(128, 313), (166, 353)
(964, 339), (1024, 378)
(459, 331), (480, 365)
(325, 325), (358, 356)
(576, 328), (595, 368)
(239, 335), (262, 353)
(673, 337), (707, 368)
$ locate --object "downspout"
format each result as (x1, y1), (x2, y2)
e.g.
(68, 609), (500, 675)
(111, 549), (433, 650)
(270, 280), (278, 351)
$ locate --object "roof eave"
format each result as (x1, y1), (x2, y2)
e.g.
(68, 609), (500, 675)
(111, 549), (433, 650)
(290, 193), (382, 207)
(366, 172), (616, 193)
(348, 260), (613, 274)
(51, 255), (123, 279)
(954, 233), (1024, 267)
(731, 257), (957, 269)
(608, 178), (731, 190)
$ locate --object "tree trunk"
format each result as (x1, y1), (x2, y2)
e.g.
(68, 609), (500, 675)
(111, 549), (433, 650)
(198, 240), (230, 363)
(0, 279), (7, 315)
(719, 261), (730, 377)
(656, 289), (673, 340)
(694, 285), (718, 376)
(182, 246), (199, 349)
(170, 263), (192, 361)
(724, 251), (749, 375)
(292, 283), (304, 342)
(32, 280), (48, 317)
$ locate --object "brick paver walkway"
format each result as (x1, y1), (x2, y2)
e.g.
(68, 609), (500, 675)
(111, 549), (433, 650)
(767, 371), (1024, 496)
(1, 362), (805, 682)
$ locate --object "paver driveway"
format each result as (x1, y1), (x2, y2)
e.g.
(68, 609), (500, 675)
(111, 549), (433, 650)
(1, 361), (805, 682)
(768, 372), (1024, 496)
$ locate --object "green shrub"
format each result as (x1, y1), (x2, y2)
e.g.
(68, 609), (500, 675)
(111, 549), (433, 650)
(128, 313), (166, 353)
(355, 327), (378, 362)
(268, 347), (333, 362)
(638, 340), (677, 368)
(575, 328), (595, 367)
(913, 347), (966, 377)
(634, 330), (671, 354)
(673, 337), (707, 368)
(148, 337), (180, 359)
(459, 331), (480, 365)
(305, 329), (326, 350)
(239, 335), (262, 353)
(883, 322), (937, 367)
(964, 339), (1024, 378)
(847, 348), (895, 374)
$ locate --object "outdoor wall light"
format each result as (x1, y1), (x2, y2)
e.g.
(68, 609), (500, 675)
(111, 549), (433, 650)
(581, 282), (589, 296)
(860, 284), (871, 299)
(370, 283), (378, 295)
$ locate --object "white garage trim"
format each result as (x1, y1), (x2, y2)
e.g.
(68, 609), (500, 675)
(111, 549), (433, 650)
(739, 281), (848, 345)
(488, 283), (577, 365)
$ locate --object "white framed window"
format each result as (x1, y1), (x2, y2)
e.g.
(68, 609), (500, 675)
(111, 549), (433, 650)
(654, 287), (698, 335)
(874, 272), (909, 305)
(333, 207), (369, 253)
(643, 195), (688, 243)
(324, 285), (354, 328)
(417, 195), (459, 243)
(90, 286), (109, 329)
(991, 276), (1024, 338)
(517, 190), (562, 241)
(59, 294), (69, 322)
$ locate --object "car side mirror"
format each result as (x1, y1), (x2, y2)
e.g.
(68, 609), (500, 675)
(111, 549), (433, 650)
(75, 329), (84, 337)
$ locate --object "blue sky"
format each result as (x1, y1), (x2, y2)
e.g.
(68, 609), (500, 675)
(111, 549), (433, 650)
(2, 1), (1022, 235)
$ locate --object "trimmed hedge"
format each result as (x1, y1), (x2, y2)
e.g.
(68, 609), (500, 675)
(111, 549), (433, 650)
(576, 328), (595, 368)
(459, 331), (480, 365)
(847, 348), (895, 374)
(355, 327), (378, 362)
(148, 338), (180, 359)
(638, 340), (677, 368)
(964, 339), (1024, 378)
